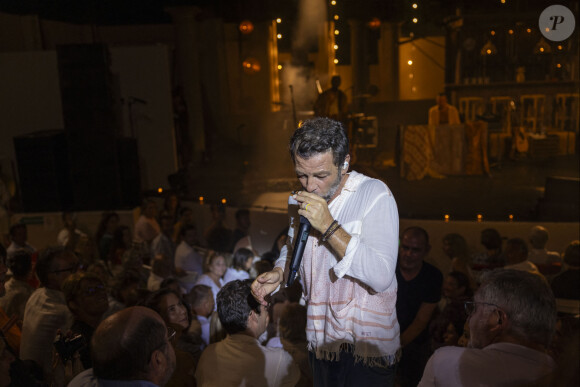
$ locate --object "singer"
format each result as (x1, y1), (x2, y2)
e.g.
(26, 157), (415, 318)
(251, 117), (400, 386)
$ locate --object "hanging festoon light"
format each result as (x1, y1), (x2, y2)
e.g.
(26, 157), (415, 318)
(239, 20), (254, 34)
(480, 40), (498, 55)
(534, 37), (552, 54)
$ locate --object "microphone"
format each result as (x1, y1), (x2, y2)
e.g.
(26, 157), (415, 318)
(287, 215), (311, 287)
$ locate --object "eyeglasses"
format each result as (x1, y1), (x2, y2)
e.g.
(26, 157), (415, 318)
(82, 284), (106, 296)
(464, 301), (501, 316)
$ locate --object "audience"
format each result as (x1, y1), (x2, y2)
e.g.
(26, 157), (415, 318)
(174, 224), (204, 292)
(108, 225), (132, 268)
(528, 225), (561, 265)
(6, 223), (35, 259)
(152, 213), (177, 263)
(396, 226), (443, 387)
(419, 269), (557, 386)
(441, 233), (475, 288)
(231, 208), (251, 250)
(195, 252), (226, 311)
(195, 279), (299, 386)
(503, 237), (544, 278)
(103, 269), (142, 319)
(95, 212), (120, 262)
(223, 247), (253, 284)
(61, 272), (109, 370)
(148, 255), (174, 292)
(471, 228), (504, 270)
(134, 199), (161, 246)
(203, 204), (232, 253)
(163, 192), (182, 225)
(143, 288), (196, 387)
(57, 211), (87, 252)
(173, 207), (194, 244)
(186, 284), (214, 349)
(551, 240), (580, 301)
(20, 246), (77, 380)
(68, 306), (176, 387)
(0, 250), (34, 324)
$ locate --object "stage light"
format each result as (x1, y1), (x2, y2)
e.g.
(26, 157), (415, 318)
(239, 20), (254, 34)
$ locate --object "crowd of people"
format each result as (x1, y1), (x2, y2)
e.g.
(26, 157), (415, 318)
(0, 117), (578, 387)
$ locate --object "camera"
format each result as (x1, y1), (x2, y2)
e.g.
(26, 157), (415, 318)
(53, 333), (86, 363)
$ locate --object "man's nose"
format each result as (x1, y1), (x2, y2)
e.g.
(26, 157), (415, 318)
(305, 178), (316, 193)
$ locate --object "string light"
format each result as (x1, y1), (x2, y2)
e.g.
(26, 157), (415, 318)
(491, 30), (496, 36)
(526, 28), (532, 33)
(334, 29), (340, 35)
(500, 0), (506, 3)
(334, 58), (339, 64)
(444, 214), (450, 222)
(276, 18), (282, 23)
(412, 17), (418, 23)
(412, 3), (418, 9)
(508, 214), (514, 221)
(277, 64), (283, 70)
(199, 196), (204, 204)
(221, 198), (227, 204)
(334, 15), (339, 20)
(331, 0), (336, 5)
(556, 63), (562, 68)
(277, 33), (282, 39)
(157, 187), (163, 193)
(477, 214), (483, 222)
(557, 45), (563, 50)
(407, 60), (413, 65)
(333, 44), (339, 50)
(508, 29), (514, 35)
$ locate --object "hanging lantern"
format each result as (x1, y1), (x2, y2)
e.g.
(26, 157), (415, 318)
(239, 20), (254, 34)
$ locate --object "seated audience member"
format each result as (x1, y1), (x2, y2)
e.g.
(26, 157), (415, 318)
(428, 302), (467, 351)
(148, 255), (174, 292)
(61, 272), (109, 370)
(439, 271), (473, 311)
(108, 225), (132, 268)
(196, 280), (299, 386)
(441, 233), (475, 289)
(471, 228), (504, 270)
(85, 261), (112, 290)
(195, 252), (226, 310)
(68, 306), (176, 387)
(57, 211), (87, 251)
(0, 250), (34, 324)
(551, 240), (580, 301)
(95, 212), (120, 262)
(223, 247), (253, 284)
(174, 224), (204, 292)
(277, 303), (312, 387)
(419, 270), (557, 386)
(152, 213), (177, 263)
(103, 269), (142, 319)
(173, 207), (194, 244)
(503, 237), (544, 278)
(396, 226), (443, 387)
(134, 199), (161, 246)
(6, 223), (35, 259)
(143, 289), (196, 387)
(20, 247), (77, 380)
(187, 285), (214, 348)
(528, 226), (563, 277)
(202, 204), (232, 253)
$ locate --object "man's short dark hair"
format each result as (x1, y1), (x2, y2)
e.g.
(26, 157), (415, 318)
(7, 250), (32, 277)
(35, 246), (68, 286)
(92, 309), (167, 380)
(402, 226), (430, 246)
(9, 223), (26, 237)
(217, 279), (261, 335)
(187, 284), (212, 309)
(289, 117), (349, 166)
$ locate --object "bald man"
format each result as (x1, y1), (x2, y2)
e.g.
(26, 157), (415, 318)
(69, 306), (176, 387)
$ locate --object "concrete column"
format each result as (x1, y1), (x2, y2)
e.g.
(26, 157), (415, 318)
(166, 6), (205, 164)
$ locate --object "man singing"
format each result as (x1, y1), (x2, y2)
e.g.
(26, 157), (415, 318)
(252, 117), (400, 386)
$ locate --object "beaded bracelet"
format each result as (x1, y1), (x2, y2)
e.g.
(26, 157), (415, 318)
(321, 220), (341, 242)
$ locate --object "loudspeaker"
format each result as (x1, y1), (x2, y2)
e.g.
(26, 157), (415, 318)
(13, 130), (73, 212)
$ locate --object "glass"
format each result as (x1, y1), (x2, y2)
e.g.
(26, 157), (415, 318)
(464, 301), (501, 316)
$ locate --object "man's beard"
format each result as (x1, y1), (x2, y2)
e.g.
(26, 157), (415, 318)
(322, 169), (343, 202)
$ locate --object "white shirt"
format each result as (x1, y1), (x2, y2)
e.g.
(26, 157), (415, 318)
(197, 315), (210, 348)
(419, 343), (556, 386)
(196, 334), (300, 387)
(528, 248), (562, 266)
(195, 275), (224, 311)
(174, 241), (204, 275)
(223, 267), (250, 284)
(6, 241), (35, 259)
(20, 287), (74, 378)
(274, 171), (400, 366)
(151, 232), (175, 261)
